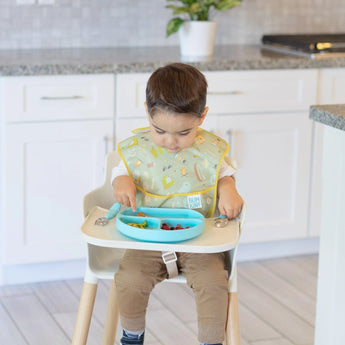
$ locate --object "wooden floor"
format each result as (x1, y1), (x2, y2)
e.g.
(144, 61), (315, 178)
(0, 254), (318, 345)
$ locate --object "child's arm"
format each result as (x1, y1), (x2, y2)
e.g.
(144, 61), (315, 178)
(217, 176), (243, 220)
(112, 175), (137, 212)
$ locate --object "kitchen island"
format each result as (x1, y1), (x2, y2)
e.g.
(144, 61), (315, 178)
(310, 105), (345, 345)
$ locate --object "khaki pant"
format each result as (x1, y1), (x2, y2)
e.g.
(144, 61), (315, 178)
(114, 249), (229, 344)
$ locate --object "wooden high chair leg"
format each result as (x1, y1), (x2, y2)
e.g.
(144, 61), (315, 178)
(225, 292), (241, 345)
(72, 282), (98, 345)
(102, 279), (119, 345)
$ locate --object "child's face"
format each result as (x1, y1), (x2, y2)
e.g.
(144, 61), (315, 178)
(146, 107), (208, 153)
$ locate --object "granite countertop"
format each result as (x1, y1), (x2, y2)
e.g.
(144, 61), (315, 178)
(310, 105), (345, 131)
(2, 45), (345, 76)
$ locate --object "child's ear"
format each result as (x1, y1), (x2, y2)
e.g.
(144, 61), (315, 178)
(199, 106), (209, 125)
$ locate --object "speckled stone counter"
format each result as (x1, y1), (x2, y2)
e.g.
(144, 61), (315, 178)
(2, 45), (345, 76)
(310, 104), (345, 131)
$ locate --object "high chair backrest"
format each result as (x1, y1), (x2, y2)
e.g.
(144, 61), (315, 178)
(83, 151), (121, 218)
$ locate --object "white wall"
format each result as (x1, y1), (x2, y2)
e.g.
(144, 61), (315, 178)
(0, 0), (344, 49)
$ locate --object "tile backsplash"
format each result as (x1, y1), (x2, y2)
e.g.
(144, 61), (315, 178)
(0, 0), (344, 49)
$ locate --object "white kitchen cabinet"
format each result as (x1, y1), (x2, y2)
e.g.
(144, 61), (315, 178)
(204, 69), (318, 243)
(2, 121), (113, 264)
(0, 75), (115, 265)
(217, 113), (312, 243)
(115, 69), (318, 244)
(203, 112), (313, 243)
(309, 68), (345, 237)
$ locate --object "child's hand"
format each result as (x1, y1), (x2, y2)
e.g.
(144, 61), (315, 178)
(112, 175), (137, 212)
(217, 176), (244, 220)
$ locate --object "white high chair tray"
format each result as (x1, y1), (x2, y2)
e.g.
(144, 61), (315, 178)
(81, 206), (240, 253)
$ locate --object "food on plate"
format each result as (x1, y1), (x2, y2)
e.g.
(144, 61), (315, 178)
(127, 220), (148, 228)
(161, 223), (190, 230)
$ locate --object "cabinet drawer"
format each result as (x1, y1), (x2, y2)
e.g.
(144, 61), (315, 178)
(0, 74), (114, 122)
(116, 70), (318, 118)
(205, 69), (318, 114)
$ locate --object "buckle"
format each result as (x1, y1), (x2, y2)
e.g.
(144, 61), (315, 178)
(162, 251), (177, 264)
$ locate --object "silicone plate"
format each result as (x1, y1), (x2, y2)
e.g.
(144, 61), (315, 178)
(116, 207), (205, 243)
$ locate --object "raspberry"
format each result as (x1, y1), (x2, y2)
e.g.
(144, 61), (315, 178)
(161, 223), (170, 230)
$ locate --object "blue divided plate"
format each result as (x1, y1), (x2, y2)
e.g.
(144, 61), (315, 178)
(116, 207), (205, 243)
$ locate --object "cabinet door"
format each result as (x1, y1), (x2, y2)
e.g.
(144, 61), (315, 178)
(2, 120), (113, 264)
(219, 113), (312, 243)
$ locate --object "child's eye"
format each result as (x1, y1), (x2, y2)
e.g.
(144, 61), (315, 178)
(155, 129), (165, 134)
(179, 132), (190, 136)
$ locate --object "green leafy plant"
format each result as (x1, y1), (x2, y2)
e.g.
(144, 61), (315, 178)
(166, 0), (242, 37)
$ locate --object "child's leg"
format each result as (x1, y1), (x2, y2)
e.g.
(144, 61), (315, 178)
(179, 252), (228, 345)
(115, 249), (167, 332)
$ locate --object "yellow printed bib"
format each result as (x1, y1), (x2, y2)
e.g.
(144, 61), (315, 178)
(117, 128), (229, 217)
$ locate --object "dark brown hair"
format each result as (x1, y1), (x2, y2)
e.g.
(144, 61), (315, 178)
(146, 63), (207, 118)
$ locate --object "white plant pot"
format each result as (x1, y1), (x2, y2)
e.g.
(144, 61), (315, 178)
(178, 21), (217, 58)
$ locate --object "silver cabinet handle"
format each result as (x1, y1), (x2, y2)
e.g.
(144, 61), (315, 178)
(104, 136), (108, 156)
(208, 91), (244, 96)
(103, 136), (115, 155)
(40, 95), (84, 100)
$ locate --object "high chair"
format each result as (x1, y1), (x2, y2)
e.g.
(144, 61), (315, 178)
(72, 151), (246, 345)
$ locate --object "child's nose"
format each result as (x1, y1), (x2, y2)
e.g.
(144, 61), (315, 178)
(166, 135), (177, 145)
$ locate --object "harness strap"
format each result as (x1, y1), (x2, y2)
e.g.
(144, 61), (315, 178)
(162, 251), (178, 279)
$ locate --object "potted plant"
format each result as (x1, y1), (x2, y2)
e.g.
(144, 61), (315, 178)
(166, 0), (242, 57)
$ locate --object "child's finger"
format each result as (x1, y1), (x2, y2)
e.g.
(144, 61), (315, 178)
(219, 205), (227, 218)
(228, 207), (241, 220)
(224, 211), (232, 220)
(129, 196), (137, 212)
(223, 208), (236, 220)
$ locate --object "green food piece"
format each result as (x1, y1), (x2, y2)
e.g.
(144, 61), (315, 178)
(127, 220), (148, 228)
